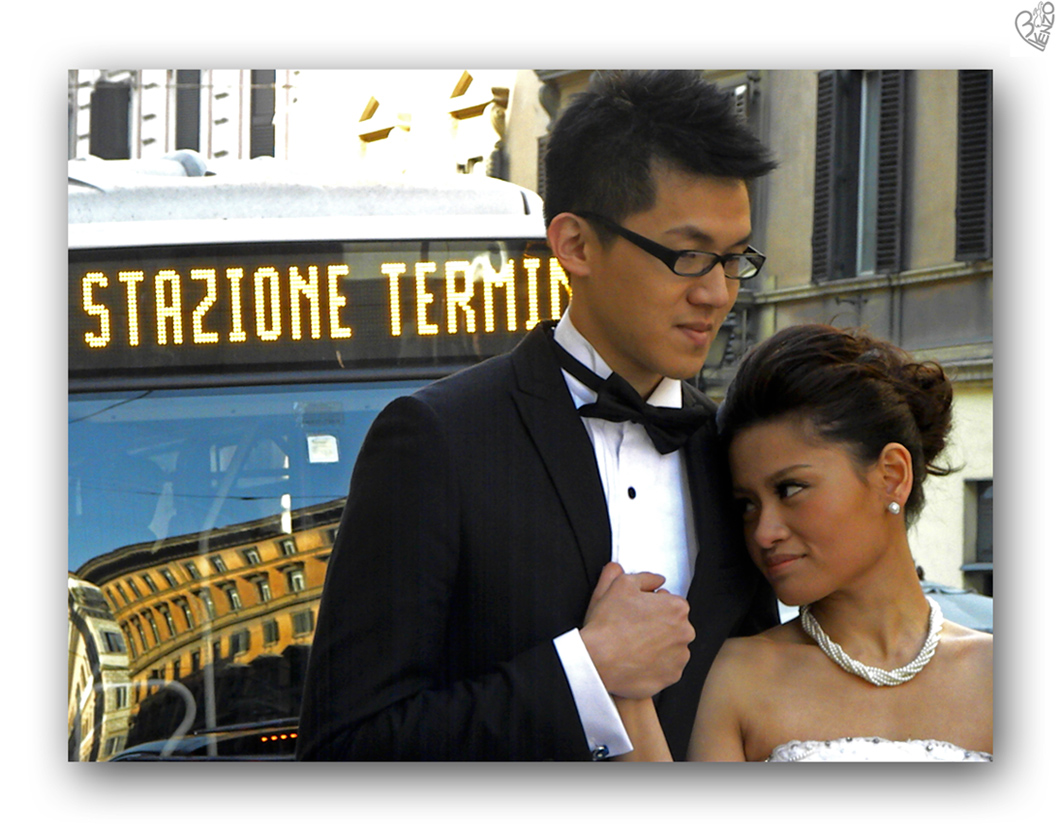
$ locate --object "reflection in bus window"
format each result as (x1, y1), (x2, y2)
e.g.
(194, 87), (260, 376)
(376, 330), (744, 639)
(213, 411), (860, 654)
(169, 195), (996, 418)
(69, 381), (421, 759)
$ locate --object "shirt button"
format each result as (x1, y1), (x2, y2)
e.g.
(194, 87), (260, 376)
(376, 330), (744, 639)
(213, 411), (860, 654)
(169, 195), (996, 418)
(627, 487), (636, 499)
(591, 745), (610, 761)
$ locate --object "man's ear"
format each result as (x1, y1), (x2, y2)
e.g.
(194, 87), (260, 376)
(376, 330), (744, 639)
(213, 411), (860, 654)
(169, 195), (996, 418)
(876, 442), (914, 510)
(546, 213), (594, 279)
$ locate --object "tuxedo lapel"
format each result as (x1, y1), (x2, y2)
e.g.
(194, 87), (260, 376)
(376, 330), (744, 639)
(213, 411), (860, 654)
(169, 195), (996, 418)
(510, 324), (612, 587)
(680, 386), (737, 605)
(683, 415), (716, 600)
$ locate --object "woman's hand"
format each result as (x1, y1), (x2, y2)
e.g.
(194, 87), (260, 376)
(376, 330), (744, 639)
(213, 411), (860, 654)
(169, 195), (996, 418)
(611, 696), (673, 761)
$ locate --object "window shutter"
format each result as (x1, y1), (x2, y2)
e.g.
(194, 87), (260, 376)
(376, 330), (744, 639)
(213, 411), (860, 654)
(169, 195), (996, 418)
(811, 71), (838, 282)
(174, 70), (201, 152)
(874, 70), (907, 273)
(955, 70), (992, 261)
(732, 83), (749, 122)
(89, 80), (131, 160)
(538, 134), (549, 198)
(250, 70), (276, 159)
(812, 71), (859, 281)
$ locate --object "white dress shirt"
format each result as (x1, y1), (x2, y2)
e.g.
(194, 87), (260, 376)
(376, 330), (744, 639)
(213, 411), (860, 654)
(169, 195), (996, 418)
(551, 311), (698, 758)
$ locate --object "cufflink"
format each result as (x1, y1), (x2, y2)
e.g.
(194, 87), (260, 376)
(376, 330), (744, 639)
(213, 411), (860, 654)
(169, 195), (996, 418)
(591, 745), (610, 761)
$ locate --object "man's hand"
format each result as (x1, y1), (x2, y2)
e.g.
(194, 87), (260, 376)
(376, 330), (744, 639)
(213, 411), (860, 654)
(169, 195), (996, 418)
(579, 562), (695, 700)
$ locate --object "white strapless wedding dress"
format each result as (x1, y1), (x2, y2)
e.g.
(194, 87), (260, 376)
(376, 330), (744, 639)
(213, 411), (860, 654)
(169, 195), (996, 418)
(765, 737), (992, 762)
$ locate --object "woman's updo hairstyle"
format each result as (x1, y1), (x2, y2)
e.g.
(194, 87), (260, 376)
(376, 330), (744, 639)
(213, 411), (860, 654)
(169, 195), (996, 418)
(717, 324), (954, 523)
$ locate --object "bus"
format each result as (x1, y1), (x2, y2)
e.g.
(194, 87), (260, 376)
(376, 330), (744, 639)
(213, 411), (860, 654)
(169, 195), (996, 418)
(67, 151), (567, 760)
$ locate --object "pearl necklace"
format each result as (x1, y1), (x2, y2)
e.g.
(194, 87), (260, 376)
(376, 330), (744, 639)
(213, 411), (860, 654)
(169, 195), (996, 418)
(799, 597), (943, 687)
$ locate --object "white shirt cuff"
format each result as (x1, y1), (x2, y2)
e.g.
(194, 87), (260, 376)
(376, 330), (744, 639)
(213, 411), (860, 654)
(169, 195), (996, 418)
(553, 628), (633, 758)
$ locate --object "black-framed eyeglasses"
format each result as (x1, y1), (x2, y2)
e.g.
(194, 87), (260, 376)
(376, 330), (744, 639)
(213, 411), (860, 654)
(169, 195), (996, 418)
(576, 211), (766, 281)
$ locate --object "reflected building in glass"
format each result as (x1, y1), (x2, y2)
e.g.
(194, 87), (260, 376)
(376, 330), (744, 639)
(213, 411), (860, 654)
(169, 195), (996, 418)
(71, 500), (340, 759)
(68, 576), (132, 761)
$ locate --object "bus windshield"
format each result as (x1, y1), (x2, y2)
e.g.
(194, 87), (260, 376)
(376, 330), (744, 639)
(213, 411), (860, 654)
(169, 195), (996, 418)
(67, 165), (565, 760)
(69, 380), (423, 759)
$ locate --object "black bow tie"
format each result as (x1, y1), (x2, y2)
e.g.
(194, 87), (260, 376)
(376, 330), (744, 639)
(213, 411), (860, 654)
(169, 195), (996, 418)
(551, 336), (710, 454)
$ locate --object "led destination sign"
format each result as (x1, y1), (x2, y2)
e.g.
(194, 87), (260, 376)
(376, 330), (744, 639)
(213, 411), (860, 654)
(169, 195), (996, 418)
(70, 239), (569, 377)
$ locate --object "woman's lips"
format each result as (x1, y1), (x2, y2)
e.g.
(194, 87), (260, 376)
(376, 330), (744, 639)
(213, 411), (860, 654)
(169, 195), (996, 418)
(762, 552), (804, 574)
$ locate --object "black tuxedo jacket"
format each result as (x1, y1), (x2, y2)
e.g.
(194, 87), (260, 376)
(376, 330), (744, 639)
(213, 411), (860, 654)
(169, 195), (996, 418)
(296, 322), (777, 761)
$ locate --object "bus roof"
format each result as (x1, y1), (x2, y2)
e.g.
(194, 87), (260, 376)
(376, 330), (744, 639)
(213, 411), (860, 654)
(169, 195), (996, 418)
(69, 153), (547, 248)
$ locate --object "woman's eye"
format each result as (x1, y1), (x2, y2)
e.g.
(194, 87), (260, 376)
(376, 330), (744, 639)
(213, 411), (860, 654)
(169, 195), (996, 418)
(778, 482), (805, 499)
(734, 497), (754, 516)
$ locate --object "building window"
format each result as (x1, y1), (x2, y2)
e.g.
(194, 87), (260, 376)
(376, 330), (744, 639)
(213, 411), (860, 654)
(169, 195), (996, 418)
(263, 618), (280, 645)
(175, 598), (194, 629)
(184, 561), (202, 580)
(286, 567), (306, 594)
(142, 573), (159, 593)
(101, 630), (126, 654)
(125, 578), (142, 599)
(144, 611), (161, 645)
(962, 480), (993, 597)
(955, 70), (992, 261)
(812, 70), (908, 281)
(230, 629), (251, 656)
(190, 649), (201, 673)
(255, 578), (273, 603)
(160, 568), (178, 588)
(720, 73), (769, 255)
(209, 555), (227, 574)
(196, 589), (216, 621)
(158, 604), (177, 638)
(172, 658), (182, 680)
(292, 609), (315, 636)
(241, 547), (261, 565)
(114, 685), (128, 710)
(220, 582), (242, 612)
(280, 538), (297, 557)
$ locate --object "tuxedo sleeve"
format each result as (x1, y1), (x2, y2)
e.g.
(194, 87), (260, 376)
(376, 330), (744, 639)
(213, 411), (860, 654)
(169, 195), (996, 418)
(296, 394), (592, 761)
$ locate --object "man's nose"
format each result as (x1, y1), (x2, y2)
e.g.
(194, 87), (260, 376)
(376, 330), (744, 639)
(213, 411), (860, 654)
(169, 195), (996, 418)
(687, 261), (732, 306)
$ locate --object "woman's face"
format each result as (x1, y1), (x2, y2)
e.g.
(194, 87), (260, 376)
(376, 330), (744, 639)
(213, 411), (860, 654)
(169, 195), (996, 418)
(728, 417), (893, 607)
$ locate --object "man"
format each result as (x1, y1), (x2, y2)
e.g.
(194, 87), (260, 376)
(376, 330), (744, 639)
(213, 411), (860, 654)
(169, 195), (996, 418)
(296, 70), (778, 761)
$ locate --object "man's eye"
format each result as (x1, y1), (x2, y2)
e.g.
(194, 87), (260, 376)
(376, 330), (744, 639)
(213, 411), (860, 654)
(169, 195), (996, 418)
(676, 251), (708, 268)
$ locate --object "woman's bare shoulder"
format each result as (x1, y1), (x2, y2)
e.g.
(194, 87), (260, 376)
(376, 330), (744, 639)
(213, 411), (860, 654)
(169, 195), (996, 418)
(942, 619), (992, 642)
(710, 621), (808, 676)
(940, 620), (993, 667)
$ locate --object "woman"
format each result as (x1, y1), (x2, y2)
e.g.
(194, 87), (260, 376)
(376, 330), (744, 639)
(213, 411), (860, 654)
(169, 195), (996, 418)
(614, 324), (993, 761)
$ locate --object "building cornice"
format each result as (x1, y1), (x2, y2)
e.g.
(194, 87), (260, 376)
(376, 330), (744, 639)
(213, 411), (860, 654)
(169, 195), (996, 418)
(77, 499), (345, 585)
(740, 260), (993, 383)
(748, 260), (993, 306)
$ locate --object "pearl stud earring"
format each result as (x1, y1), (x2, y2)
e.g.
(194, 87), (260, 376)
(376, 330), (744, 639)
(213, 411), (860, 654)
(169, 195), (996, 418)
(887, 501), (901, 514)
